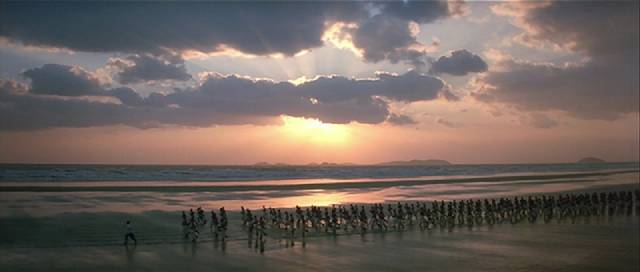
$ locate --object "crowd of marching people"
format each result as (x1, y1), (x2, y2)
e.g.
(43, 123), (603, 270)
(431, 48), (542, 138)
(180, 189), (639, 252)
(182, 206), (228, 242)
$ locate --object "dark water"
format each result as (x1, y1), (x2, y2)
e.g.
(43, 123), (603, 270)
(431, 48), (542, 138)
(1, 162), (638, 182)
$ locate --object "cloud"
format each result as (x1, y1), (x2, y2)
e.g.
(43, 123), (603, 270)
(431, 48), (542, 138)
(0, 77), (285, 130)
(492, 1), (638, 56)
(147, 70), (454, 124)
(381, 1), (452, 23)
(430, 49), (488, 76)
(147, 74), (390, 125)
(435, 117), (458, 128)
(109, 54), (191, 84)
(21, 64), (104, 96)
(386, 113), (417, 125)
(474, 56), (638, 120)
(1, 1), (462, 66)
(475, 1), (639, 120)
(0, 68), (453, 130)
(346, 1), (458, 66)
(109, 87), (144, 106)
(298, 70), (454, 103)
(19, 63), (148, 107)
(351, 15), (427, 67)
(0, 2), (342, 56)
(0, 79), (27, 95)
(521, 113), (558, 129)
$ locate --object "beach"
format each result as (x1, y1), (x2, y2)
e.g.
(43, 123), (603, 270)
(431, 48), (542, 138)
(0, 167), (639, 271)
(2, 1), (639, 271)
(1, 217), (638, 271)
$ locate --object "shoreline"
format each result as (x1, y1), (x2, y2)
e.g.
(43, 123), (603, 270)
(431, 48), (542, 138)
(1, 169), (638, 193)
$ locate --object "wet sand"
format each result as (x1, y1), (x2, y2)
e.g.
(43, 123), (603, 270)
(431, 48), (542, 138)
(1, 215), (638, 271)
(0, 171), (638, 271)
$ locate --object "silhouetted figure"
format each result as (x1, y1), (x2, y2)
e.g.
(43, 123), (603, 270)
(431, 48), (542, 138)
(124, 220), (137, 246)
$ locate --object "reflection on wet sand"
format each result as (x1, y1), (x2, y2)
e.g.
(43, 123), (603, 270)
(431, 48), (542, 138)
(0, 172), (637, 216)
(125, 244), (136, 265)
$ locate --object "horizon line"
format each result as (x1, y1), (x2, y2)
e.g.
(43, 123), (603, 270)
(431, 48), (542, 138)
(1, 161), (639, 167)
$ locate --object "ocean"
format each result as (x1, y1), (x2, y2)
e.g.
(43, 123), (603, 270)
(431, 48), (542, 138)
(1, 162), (638, 182)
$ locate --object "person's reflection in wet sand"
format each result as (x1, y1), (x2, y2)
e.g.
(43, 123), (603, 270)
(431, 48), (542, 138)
(190, 240), (198, 257)
(125, 244), (136, 266)
(182, 240), (189, 254)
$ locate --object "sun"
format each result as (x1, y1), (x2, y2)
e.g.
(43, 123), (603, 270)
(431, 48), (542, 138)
(280, 116), (351, 145)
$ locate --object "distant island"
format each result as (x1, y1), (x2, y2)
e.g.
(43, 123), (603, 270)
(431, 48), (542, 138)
(253, 162), (357, 167)
(252, 160), (452, 167)
(252, 162), (290, 167)
(577, 157), (607, 164)
(378, 159), (452, 166)
(306, 162), (357, 167)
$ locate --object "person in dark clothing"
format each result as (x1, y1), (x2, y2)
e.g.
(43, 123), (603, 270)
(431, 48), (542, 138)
(124, 220), (137, 246)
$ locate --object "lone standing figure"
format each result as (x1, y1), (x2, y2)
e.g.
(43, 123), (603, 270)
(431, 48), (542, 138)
(124, 220), (137, 246)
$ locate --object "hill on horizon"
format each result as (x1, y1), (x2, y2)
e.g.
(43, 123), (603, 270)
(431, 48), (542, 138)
(377, 159), (452, 166)
(577, 157), (607, 164)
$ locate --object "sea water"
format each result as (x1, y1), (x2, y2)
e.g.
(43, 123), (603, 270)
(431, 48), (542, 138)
(1, 162), (638, 182)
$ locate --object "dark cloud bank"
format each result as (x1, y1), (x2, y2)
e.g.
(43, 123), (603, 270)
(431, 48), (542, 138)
(0, 64), (455, 130)
(1, 1), (637, 131)
(0, 1), (461, 67)
(0, 1), (486, 130)
(109, 54), (192, 84)
(475, 1), (639, 120)
(430, 49), (488, 76)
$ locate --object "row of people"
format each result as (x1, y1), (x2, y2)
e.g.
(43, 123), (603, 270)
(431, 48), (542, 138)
(178, 189), (638, 250)
(239, 190), (638, 242)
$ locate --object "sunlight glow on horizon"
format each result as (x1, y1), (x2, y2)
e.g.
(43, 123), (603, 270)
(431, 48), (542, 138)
(279, 116), (352, 146)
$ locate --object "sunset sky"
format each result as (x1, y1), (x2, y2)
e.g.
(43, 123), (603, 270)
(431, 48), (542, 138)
(0, 1), (638, 164)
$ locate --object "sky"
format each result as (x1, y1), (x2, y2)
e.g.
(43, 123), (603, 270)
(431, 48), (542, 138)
(0, 1), (638, 165)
